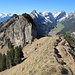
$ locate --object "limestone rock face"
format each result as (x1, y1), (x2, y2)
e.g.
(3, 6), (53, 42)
(0, 14), (37, 47)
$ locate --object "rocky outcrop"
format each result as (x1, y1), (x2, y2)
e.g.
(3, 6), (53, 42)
(0, 13), (37, 47)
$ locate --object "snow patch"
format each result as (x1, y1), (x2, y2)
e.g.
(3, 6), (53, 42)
(58, 14), (68, 22)
(53, 12), (61, 18)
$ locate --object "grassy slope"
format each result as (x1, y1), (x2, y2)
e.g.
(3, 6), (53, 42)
(58, 20), (75, 34)
(0, 36), (75, 75)
(54, 23), (64, 33)
(49, 23), (64, 35)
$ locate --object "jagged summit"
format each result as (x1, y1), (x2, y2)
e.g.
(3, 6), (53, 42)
(53, 11), (66, 22)
(0, 13), (37, 50)
(30, 10), (39, 18)
(31, 10), (67, 22)
(53, 11), (66, 18)
(31, 10), (37, 14)
(30, 10), (66, 37)
(30, 10), (75, 36)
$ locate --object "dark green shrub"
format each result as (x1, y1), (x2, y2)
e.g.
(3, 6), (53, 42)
(61, 67), (68, 74)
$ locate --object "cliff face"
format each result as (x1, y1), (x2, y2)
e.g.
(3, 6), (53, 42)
(0, 14), (37, 48)
(0, 36), (75, 75)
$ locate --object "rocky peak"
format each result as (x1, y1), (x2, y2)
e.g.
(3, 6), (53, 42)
(53, 11), (66, 21)
(60, 12), (75, 25)
(30, 10), (56, 38)
(11, 14), (18, 18)
(31, 10), (37, 14)
(30, 10), (39, 18)
(68, 12), (75, 18)
(0, 13), (37, 48)
(41, 11), (52, 16)
(41, 11), (55, 21)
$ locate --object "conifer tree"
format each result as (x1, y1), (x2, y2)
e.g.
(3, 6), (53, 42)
(10, 48), (15, 66)
(6, 51), (10, 69)
(14, 46), (20, 65)
(6, 51), (12, 68)
(18, 45), (24, 58)
(8, 40), (13, 49)
(2, 54), (6, 70)
(0, 43), (24, 71)
(0, 53), (3, 71)
(0, 53), (6, 71)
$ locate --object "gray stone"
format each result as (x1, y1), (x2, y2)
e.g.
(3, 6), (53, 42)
(0, 14), (37, 47)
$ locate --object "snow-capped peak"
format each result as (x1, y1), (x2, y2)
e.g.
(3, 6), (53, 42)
(58, 14), (68, 22)
(8, 13), (12, 16)
(40, 11), (53, 18)
(42, 11), (50, 16)
(53, 12), (62, 18)
(0, 13), (7, 18)
(53, 11), (66, 18)
(30, 10), (39, 18)
(0, 13), (12, 22)
(0, 13), (12, 18)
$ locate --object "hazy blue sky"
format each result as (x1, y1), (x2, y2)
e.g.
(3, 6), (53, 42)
(0, 0), (75, 14)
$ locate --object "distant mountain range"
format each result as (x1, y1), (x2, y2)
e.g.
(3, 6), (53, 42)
(30, 10), (75, 36)
(0, 10), (75, 37)
(0, 13), (12, 22)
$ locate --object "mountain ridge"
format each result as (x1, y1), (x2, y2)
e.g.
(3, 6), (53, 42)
(0, 10), (75, 37)
(0, 35), (75, 75)
(30, 10), (75, 36)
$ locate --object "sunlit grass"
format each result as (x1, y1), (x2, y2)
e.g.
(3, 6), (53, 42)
(54, 23), (64, 33)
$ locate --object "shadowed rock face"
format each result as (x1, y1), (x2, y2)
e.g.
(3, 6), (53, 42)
(0, 14), (37, 47)
(30, 10), (56, 38)
(30, 10), (66, 37)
